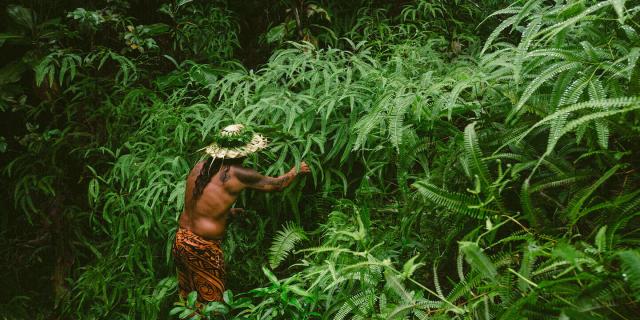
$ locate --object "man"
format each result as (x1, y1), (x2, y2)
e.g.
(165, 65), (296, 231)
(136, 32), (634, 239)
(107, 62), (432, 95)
(172, 124), (310, 303)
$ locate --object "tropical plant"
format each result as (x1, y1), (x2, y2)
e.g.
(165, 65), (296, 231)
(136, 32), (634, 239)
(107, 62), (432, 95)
(2, 0), (640, 319)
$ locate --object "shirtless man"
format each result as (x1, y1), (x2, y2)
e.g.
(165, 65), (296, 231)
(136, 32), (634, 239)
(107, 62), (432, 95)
(172, 124), (310, 303)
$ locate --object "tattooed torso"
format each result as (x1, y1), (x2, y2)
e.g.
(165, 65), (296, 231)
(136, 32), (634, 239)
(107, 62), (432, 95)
(178, 160), (298, 240)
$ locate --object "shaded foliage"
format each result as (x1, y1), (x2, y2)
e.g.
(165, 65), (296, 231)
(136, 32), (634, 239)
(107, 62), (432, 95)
(2, 0), (640, 319)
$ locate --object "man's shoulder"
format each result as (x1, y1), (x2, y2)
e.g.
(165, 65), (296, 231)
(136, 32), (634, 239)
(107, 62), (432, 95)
(187, 160), (207, 178)
(230, 165), (260, 183)
(229, 163), (252, 171)
(191, 160), (205, 171)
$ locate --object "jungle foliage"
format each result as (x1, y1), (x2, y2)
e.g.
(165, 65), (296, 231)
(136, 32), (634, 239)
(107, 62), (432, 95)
(1, 0), (640, 319)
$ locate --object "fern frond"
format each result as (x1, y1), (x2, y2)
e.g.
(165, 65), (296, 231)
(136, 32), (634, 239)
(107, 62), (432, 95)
(520, 179), (538, 227)
(352, 94), (389, 150)
(567, 164), (621, 224)
(587, 78), (609, 148)
(512, 61), (581, 120)
(457, 253), (465, 283)
(433, 263), (444, 298)
(492, 231), (532, 247)
(526, 48), (576, 60)
(334, 289), (376, 320)
(388, 94), (413, 153)
(464, 122), (491, 187)
(413, 181), (489, 219)
(517, 242), (537, 292)
(481, 16), (518, 54)
(529, 175), (588, 193)
(465, 123), (506, 212)
(513, 18), (542, 84)
(459, 241), (497, 280)
(447, 272), (483, 303)
(631, 54), (640, 95)
(384, 269), (413, 301)
(549, 106), (640, 154)
(538, 1), (612, 41)
(549, 69), (578, 112)
(501, 97), (640, 151)
(558, 73), (589, 107)
(514, 0), (543, 27)
(618, 250), (640, 301)
(268, 222), (307, 268)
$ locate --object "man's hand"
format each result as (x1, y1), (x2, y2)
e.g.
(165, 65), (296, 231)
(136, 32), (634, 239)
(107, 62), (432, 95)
(294, 161), (311, 175)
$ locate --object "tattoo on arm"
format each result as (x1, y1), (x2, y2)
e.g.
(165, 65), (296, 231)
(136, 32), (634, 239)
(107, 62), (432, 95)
(235, 168), (262, 184)
(236, 167), (295, 191)
(270, 173), (292, 188)
(251, 172), (293, 190)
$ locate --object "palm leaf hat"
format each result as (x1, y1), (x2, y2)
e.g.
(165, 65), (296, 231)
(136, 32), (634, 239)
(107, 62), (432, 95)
(203, 124), (268, 159)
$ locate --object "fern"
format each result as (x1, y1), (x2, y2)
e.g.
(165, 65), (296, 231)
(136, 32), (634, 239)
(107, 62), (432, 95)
(503, 97), (640, 149)
(459, 241), (497, 280)
(6, 1), (640, 319)
(529, 176), (588, 193)
(511, 61), (581, 121)
(631, 54), (640, 95)
(567, 164), (621, 224)
(549, 105), (640, 154)
(465, 122), (506, 212)
(268, 222), (307, 269)
(481, 15), (518, 54)
(538, 1), (613, 41)
(618, 250), (640, 301)
(334, 289), (376, 320)
(587, 78), (610, 149)
(558, 74), (590, 107)
(520, 179), (538, 227)
(388, 94), (413, 153)
(513, 18), (542, 84)
(413, 181), (489, 219)
(464, 123), (491, 187)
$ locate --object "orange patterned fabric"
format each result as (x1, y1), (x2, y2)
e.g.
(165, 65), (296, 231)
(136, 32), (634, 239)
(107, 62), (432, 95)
(173, 228), (225, 302)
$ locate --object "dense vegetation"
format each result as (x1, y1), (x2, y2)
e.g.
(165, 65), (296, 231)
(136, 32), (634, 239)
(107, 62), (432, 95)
(1, 0), (640, 319)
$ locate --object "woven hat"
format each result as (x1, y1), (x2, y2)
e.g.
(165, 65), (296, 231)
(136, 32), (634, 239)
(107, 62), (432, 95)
(203, 124), (268, 159)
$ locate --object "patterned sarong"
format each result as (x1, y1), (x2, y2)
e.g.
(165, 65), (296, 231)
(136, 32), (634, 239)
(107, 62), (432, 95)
(173, 228), (225, 302)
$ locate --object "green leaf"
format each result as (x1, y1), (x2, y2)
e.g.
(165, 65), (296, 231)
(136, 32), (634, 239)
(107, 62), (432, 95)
(520, 179), (539, 227)
(0, 137), (7, 153)
(7, 5), (34, 30)
(169, 306), (184, 316)
(568, 164), (621, 224)
(618, 250), (640, 300)
(401, 255), (424, 279)
(631, 56), (640, 95)
(187, 291), (198, 307)
(0, 61), (27, 85)
(595, 226), (607, 252)
(611, 0), (626, 24)
(459, 241), (497, 279)
(262, 266), (279, 285)
(266, 24), (287, 44)
(145, 23), (170, 36)
(223, 290), (234, 305)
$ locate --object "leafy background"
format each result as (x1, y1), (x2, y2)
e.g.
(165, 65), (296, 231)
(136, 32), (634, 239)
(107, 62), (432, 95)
(1, 0), (640, 319)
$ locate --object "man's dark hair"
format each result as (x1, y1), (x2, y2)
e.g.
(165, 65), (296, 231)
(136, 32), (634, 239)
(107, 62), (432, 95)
(193, 157), (245, 201)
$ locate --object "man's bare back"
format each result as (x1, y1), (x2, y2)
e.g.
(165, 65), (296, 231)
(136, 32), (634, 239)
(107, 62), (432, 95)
(178, 160), (310, 240)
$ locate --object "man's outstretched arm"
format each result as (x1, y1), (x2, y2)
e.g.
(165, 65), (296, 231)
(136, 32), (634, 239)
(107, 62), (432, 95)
(235, 162), (310, 191)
